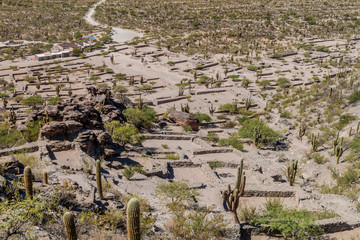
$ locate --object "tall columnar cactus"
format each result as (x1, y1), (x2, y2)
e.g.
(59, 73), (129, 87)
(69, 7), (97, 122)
(127, 198), (141, 240)
(209, 103), (216, 116)
(333, 131), (340, 154)
(63, 212), (77, 240)
(286, 160), (298, 186)
(299, 122), (306, 141)
(357, 121), (360, 134)
(245, 97), (252, 111)
(335, 144), (344, 164)
(96, 160), (104, 200)
(311, 133), (318, 152)
(24, 166), (33, 199)
(222, 159), (246, 224)
(253, 127), (262, 148)
(349, 127), (352, 137)
(43, 171), (48, 184)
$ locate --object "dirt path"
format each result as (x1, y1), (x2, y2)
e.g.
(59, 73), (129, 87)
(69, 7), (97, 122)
(84, 0), (141, 43)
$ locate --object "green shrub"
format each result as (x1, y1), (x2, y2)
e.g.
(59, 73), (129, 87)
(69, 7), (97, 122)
(105, 121), (143, 146)
(350, 137), (360, 151)
(208, 161), (224, 169)
(253, 198), (324, 239)
(156, 181), (198, 205)
(47, 96), (63, 105)
(22, 121), (42, 142)
(218, 135), (243, 151)
(192, 112), (211, 123)
(21, 95), (44, 109)
(165, 154), (180, 160)
(123, 107), (156, 129)
(272, 53), (283, 58)
(113, 84), (128, 94)
(218, 103), (238, 114)
(349, 91), (360, 103)
(247, 65), (259, 71)
(238, 119), (281, 144)
(123, 166), (136, 180)
(337, 114), (356, 129)
(276, 78), (290, 88)
(207, 132), (219, 142)
(311, 153), (327, 164)
(183, 125), (193, 132)
(0, 123), (24, 149)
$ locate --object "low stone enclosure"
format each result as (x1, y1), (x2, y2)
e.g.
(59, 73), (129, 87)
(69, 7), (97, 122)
(3, 135), (360, 236)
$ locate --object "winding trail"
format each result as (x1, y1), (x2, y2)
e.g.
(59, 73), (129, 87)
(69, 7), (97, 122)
(84, 0), (141, 43)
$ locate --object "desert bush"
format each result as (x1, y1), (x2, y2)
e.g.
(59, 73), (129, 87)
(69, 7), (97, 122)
(253, 198), (325, 239)
(47, 96), (63, 106)
(349, 91), (360, 103)
(165, 154), (180, 160)
(218, 103), (238, 114)
(218, 135), (243, 151)
(238, 119), (281, 144)
(208, 161), (224, 169)
(0, 123), (24, 149)
(123, 107), (156, 129)
(156, 181), (198, 205)
(311, 153), (327, 164)
(123, 166), (136, 180)
(21, 95), (44, 109)
(207, 132), (219, 142)
(247, 65), (258, 71)
(105, 121), (144, 146)
(192, 112), (211, 123)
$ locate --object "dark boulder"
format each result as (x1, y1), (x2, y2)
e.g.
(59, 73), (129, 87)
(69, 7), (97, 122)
(167, 110), (200, 130)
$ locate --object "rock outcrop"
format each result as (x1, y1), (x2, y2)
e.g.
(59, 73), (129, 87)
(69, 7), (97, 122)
(167, 110), (200, 130)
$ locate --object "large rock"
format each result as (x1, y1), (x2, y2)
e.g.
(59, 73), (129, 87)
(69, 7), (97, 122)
(40, 121), (67, 138)
(64, 120), (83, 135)
(0, 156), (24, 174)
(167, 110), (200, 130)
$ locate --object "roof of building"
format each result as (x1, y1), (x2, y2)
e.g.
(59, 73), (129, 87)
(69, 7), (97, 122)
(85, 35), (96, 40)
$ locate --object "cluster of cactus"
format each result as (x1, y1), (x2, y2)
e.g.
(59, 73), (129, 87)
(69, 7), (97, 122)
(181, 103), (190, 113)
(63, 212), (77, 240)
(253, 127), (262, 148)
(298, 122), (307, 141)
(209, 103), (216, 116)
(127, 198), (141, 240)
(245, 97), (252, 111)
(96, 160), (104, 200)
(310, 133), (319, 152)
(222, 159), (246, 224)
(285, 160), (298, 186)
(24, 166), (33, 199)
(333, 133), (344, 164)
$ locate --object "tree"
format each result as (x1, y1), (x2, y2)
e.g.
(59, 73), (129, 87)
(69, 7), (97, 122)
(72, 48), (82, 57)
(21, 95), (44, 109)
(123, 107), (156, 129)
(105, 122), (143, 146)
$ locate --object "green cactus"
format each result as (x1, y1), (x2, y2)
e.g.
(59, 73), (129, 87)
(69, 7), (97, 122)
(245, 97), (252, 111)
(253, 127), (262, 148)
(285, 160), (298, 186)
(357, 121), (360, 134)
(299, 122), (306, 141)
(335, 144), (344, 164)
(349, 127), (352, 137)
(127, 198), (141, 240)
(43, 171), (48, 184)
(63, 212), (77, 240)
(222, 159), (246, 224)
(9, 107), (16, 125)
(24, 166), (33, 199)
(96, 160), (104, 200)
(310, 133), (319, 152)
(333, 131), (340, 154)
(209, 103), (216, 116)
